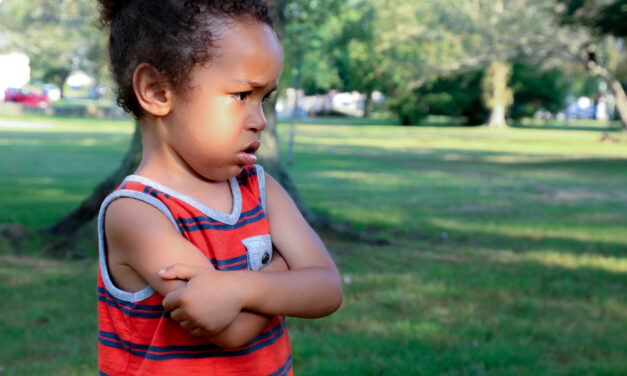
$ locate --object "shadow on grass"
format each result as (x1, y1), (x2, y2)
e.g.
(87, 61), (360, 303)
(511, 123), (623, 132)
(2, 248), (624, 376)
(287, 241), (627, 375)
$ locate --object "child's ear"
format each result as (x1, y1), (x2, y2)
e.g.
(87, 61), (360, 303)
(133, 63), (172, 117)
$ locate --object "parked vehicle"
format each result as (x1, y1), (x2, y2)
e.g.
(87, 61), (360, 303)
(3, 88), (49, 108)
(564, 97), (595, 120)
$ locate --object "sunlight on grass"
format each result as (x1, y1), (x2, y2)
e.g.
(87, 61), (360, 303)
(296, 135), (422, 150)
(490, 250), (627, 273)
(0, 115), (134, 134)
(431, 218), (627, 246)
(0, 137), (46, 146)
(312, 170), (413, 188)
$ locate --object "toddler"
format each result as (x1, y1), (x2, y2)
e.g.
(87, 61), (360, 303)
(96, 1), (342, 375)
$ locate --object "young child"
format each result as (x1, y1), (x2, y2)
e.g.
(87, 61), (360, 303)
(95, 1), (343, 375)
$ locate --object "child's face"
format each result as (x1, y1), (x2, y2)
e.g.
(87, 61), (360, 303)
(165, 20), (283, 181)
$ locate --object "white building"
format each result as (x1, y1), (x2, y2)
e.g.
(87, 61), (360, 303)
(0, 52), (30, 100)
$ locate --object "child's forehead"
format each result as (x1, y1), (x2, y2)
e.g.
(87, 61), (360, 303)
(208, 22), (282, 71)
(190, 21), (282, 86)
(213, 21), (281, 59)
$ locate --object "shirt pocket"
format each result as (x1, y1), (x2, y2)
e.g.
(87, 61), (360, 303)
(241, 234), (273, 271)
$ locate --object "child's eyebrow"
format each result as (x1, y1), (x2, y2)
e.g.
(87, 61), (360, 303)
(235, 79), (278, 91)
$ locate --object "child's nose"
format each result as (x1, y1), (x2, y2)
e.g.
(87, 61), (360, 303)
(247, 107), (267, 132)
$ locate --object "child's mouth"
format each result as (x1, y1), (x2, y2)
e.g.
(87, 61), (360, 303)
(239, 141), (260, 164)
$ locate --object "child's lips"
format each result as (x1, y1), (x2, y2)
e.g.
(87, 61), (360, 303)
(238, 151), (257, 165)
(239, 141), (260, 165)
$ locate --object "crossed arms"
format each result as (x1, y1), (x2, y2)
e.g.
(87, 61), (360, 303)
(104, 173), (343, 348)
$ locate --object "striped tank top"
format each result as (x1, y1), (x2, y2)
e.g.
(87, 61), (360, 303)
(97, 165), (292, 375)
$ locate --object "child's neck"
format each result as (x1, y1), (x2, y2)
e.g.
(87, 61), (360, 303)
(134, 119), (235, 215)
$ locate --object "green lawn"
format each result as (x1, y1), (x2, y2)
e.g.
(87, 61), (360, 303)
(0, 114), (626, 375)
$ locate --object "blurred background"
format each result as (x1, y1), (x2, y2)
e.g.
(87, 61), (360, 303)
(1, 0), (627, 127)
(0, 0), (625, 375)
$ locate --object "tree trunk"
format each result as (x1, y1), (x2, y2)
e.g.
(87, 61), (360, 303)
(483, 60), (512, 129)
(363, 91), (372, 118)
(488, 101), (507, 129)
(46, 122), (142, 237)
(611, 80), (627, 129)
(584, 57), (627, 129)
(57, 75), (67, 100)
(287, 87), (299, 166)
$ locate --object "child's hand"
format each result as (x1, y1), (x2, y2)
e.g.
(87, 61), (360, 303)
(159, 264), (245, 335)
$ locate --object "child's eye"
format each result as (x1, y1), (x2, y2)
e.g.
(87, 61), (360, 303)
(232, 91), (252, 101)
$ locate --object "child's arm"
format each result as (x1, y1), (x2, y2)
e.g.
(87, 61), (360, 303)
(160, 173), (343, 329)
(104, 198), (288, 348)
(180, 253), (289, 348)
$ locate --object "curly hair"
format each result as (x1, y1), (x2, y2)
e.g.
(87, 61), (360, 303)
(97, 0), (274, 119)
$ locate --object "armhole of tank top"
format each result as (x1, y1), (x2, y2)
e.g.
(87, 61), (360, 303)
(254, 164), (267, 212)
(98, 190), (179, 303)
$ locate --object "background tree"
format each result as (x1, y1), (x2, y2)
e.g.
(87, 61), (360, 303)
(0, 0), (107, 96)
(380, 0), (564, 127)
(374, 0), (626, 128)
(509, 63), (570, 120)
(327, 0), (386, 117)
(279, 0), (342, 164)
(555, 0), (627, 127)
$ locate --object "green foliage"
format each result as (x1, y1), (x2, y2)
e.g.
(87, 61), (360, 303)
(482, 61), (514, 111)
(278, 0), (344, 94)
(278, 0), (390, 100)
(557, 0), (627, 37)
(510, 63), (570, 119)
(387, 71), (487, 126)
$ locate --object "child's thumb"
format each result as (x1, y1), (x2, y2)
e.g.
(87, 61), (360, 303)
(158, 264), (201, 281)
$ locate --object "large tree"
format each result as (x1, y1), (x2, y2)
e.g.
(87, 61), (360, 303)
(377, 0), (564, 127)
(0, 0), (108, 96)
(555, 0), (627, 127)
(376, 0), (627, 128)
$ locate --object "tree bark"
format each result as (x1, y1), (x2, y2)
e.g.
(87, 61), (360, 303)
(363, 91), (372, 118)
(583, 57), (627, 129)
(287, 89), (298, 166)
(484, 60), (512, 129)
(46, 122), (142, 237)
(487, 101), (507, 129)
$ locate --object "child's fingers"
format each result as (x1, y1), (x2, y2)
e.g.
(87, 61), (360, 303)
(158, 263), (205, 281)
(179, 320), (193, 330)
(163, 288), (184, 312)
(189, 327), (206, 337)
(169, 307), (185, 321)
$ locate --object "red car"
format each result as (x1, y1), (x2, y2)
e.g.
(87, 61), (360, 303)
(4, 88), (49, 108)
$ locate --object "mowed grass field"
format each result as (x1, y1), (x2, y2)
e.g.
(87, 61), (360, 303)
(0, 114), (626, 375)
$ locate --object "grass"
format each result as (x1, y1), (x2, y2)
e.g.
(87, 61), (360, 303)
(0, 114), (626, 375)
